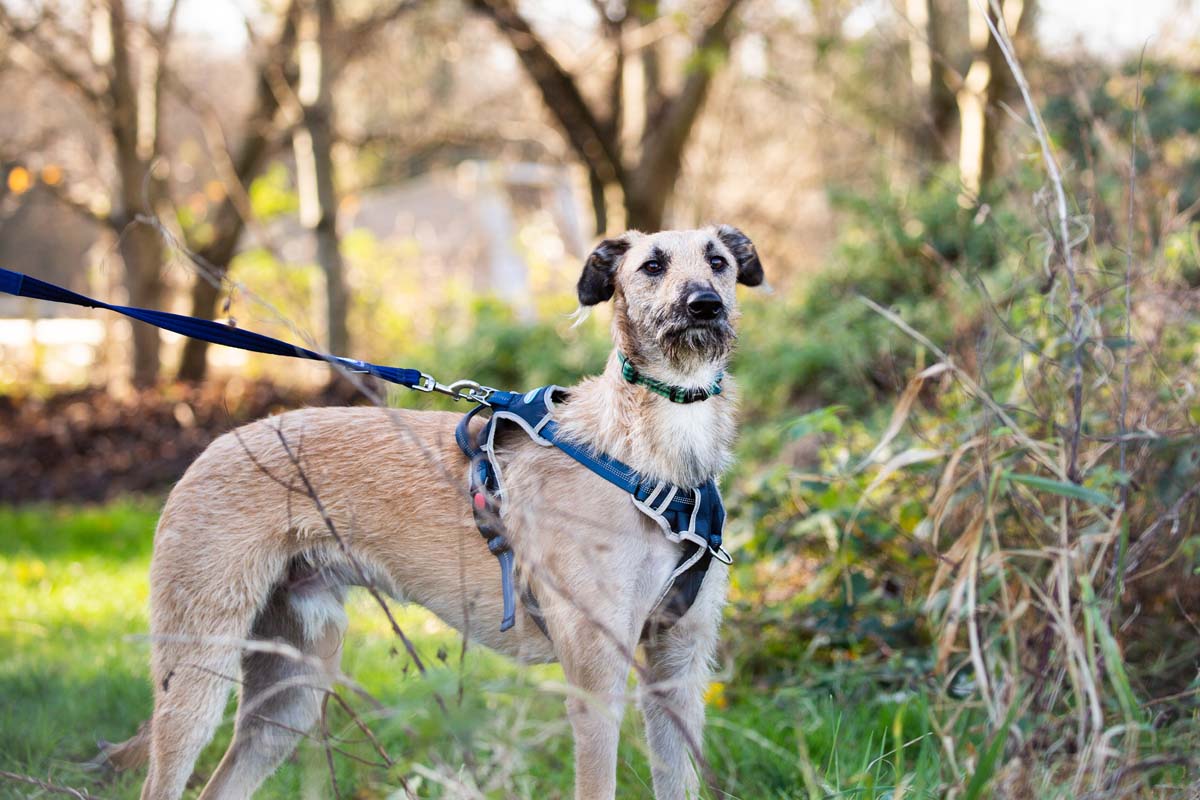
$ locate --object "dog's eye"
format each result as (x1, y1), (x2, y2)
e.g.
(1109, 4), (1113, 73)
(641, 260), (664, 275)
(709, 256), (728, 271)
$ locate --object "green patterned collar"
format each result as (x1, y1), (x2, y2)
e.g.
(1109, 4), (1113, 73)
(617, 353), (723, 404)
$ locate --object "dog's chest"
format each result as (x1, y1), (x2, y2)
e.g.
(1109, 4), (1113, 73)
(634, 401), (729, 486)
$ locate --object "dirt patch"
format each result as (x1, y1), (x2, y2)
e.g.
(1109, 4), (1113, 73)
(0, 379), (370, 504)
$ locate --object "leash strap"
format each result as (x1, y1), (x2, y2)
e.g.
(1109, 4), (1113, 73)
(0, 267), (427, 387)
(1, 267), (728, 636)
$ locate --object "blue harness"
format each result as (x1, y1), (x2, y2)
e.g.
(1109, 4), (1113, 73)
(455, 386), (729, 638)
(0, 266), (730, 638)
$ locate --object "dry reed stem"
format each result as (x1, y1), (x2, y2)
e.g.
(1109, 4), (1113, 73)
(981, 0), (1086, 486)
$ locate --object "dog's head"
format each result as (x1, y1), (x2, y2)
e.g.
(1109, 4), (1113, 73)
(576, 226), (764, 373)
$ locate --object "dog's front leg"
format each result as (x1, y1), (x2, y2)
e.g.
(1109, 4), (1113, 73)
(554, 614), (636, 800)
(638, 565), (728, 800)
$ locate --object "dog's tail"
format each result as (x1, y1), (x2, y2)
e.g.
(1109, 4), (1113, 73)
(89, 720), (151, 773)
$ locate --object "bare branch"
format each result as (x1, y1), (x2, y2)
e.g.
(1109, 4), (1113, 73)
(636, 0), (665, 127)
(634, 0), (744, 183)
(37, 175), (121, 231)
(148, 0), (185, 150)
(0, 6), (106, 107)
(1111, 49), (1145, 597)
(469, 0), (624, 188)
(981, 1), (1083, 482)
(334, 0), (421, 70)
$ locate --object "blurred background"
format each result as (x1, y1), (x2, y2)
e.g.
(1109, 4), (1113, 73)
(2, 0), (1200, 797)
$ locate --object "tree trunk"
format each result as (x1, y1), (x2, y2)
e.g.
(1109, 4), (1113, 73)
(623, 0), (744, 232)
(118, 216), (165, 387)
(107, 0), (164, 387)
(295, 0), (349, 356)
(177, 2), (300, 382)
(907, 0), (956, 160)
(958, 0), (1034, 196)
(471, 0), (743, 237)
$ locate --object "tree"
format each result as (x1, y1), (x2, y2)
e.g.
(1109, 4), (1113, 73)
(957, 0), (1036, 196)
(1, 0), (180, 386)
(178, 0), (418, 379)
(175, 1), (302, 381)
(904, 0), (957, 161)
(293, 0), (349, 357)
(469, 0), (748, 233)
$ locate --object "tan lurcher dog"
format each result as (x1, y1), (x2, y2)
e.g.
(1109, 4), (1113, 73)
(103, 225), (765, 800)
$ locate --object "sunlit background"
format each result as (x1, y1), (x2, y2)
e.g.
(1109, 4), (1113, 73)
(3, 1), (1200, 797)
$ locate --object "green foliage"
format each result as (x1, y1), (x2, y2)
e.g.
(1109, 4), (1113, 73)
(1043, 58), (1200, 218)
(248, 162), (301, 220)
(0, 502), (980, 799)
(734, 169), (1037, 417)
(385, 298), (613, 412)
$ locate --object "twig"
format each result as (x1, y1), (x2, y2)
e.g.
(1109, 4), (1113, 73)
(1115, 480), (1200, 587)
(981, 0), (1085, 484)
(0, 770), (100, 799)
(1113, 47), (1147, 598)
(267, 424), (437, 691)
(319, 696), (343, 800)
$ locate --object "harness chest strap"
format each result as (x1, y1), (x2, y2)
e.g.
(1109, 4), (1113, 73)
(455, 386), (730, 636)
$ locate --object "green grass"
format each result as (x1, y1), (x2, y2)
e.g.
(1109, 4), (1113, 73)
(0, 501), (959, 799)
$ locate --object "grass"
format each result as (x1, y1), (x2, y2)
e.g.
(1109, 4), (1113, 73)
(0, 500), (971, 799)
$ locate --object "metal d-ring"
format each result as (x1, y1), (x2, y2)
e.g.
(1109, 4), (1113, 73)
(710, 545), (734, 565)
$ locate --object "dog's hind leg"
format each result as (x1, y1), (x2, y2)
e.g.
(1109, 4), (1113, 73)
(197, 576), (347, 800)
(140, 529), (287, 800)
(638, 566), (728, 800)
(140, 640), (242, 800)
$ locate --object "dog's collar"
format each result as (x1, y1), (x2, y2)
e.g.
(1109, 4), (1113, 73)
(617, 353), (723, 404)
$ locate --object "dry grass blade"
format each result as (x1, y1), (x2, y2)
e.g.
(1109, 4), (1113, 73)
(857, 294), (1065, 478)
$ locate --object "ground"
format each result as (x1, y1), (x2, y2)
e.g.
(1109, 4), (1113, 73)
(0, 500), (952, 800)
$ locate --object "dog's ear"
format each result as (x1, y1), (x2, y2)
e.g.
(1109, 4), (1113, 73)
(716, 225), (764, 287)
(577, 235), (632, 306)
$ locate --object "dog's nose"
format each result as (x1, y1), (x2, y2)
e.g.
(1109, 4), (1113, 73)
(686, 290), (723, 320)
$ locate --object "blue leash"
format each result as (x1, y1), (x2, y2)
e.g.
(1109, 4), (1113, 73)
(0, 267), (511, 402)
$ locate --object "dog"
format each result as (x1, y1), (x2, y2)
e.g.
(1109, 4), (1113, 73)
(101, 225), (764, 800)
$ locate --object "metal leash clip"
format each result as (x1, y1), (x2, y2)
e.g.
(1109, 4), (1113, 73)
(414, 373), (497, 405)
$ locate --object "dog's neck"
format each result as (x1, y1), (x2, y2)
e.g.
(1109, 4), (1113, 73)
(555, 349), (737, 488)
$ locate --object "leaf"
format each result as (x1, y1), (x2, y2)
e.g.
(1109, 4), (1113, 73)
(855, 363), (951, 472)
(1003, 471), (1115, 507)
(861, 449), (945, 500)
(1079, 580), (1141, 725)
(963, 700), (1021, 800)
(786, 405), (847, 439)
